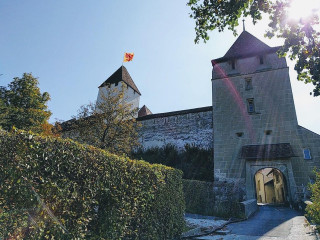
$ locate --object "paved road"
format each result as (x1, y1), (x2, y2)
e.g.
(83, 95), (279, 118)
(196, 205), (318, 240)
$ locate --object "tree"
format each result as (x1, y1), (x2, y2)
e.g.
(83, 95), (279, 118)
(188, 0), (320, 96)
(306, 170), (320, 232)
(70, 82), (140, 156)
(0, 73), (52, 133)
(0, 98), (8, 127)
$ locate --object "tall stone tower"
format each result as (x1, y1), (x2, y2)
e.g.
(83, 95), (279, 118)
(211, 31), (320, 202)
(97, 66), (141, 114)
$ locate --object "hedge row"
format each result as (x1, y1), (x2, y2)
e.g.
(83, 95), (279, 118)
(133, 144), (214, 181)
(183, 179), (244, 218)
(0, 130), (185, 239)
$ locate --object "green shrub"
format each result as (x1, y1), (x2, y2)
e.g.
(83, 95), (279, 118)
(183, 180), (216, 216)
(133, 144), (213, 181)
(183, 179), (242, 218)
(306, 171), (320, 231)
(0, 130), (185, 239)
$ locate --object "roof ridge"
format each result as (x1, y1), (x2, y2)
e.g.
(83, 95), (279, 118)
(212, 31), (280, 64)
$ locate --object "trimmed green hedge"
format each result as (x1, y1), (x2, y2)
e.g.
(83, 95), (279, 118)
(183, 179), (242, 218)
(0, 130), (185, 239)
(133, 144), (214, 181)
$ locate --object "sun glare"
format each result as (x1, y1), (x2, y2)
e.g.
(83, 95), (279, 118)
(287, 0), (320, 21)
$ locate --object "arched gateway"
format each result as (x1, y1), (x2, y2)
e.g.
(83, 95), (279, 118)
(254, 168), (287, 204)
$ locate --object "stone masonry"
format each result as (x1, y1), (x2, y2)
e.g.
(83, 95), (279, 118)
(137, 106), (213, 150)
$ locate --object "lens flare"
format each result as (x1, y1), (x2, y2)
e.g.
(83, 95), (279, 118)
(287, 0), (320, 20)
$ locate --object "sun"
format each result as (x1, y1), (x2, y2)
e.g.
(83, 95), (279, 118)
(287, 0), (320, 21)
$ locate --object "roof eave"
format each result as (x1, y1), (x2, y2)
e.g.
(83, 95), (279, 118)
(211, 46), (281, 66)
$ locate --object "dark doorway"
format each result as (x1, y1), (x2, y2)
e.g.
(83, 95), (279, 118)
(255, 168), (287, 204)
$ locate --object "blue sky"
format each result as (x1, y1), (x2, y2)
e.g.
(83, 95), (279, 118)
(1, 0), (319, 134)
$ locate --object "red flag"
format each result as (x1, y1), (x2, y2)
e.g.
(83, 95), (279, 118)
(123, 53), (134, 62)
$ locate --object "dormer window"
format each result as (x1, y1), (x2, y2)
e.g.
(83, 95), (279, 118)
(259, 55), (264, 65)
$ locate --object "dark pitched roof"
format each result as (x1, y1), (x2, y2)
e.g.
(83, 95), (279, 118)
(137, 106), (212, 121)
(99, 66), (141, 95)
(138, 105), (152, 118)
(241, 143), (295, 160)
(212, 31), (280, 65)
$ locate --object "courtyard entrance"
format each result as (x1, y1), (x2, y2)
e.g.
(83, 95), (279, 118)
(254, 168), (287, 204)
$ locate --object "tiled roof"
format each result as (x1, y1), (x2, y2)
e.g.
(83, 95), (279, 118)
(212, 31), (280, 65)
(138, 105), (152, 118)
(241, 143), (295, 160)
(137, 106), (212, 121)
(99, 66), (141, 95)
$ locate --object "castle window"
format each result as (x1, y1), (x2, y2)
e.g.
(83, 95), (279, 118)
(247, 98), (255, 113)
(231, 60), (236, 70)
(236, 132), (243, 137)
(245, 77), (253, 90)
(259, 55), (264, 65)
(265, 130), (272, 135)
(303, 148), (312, 160)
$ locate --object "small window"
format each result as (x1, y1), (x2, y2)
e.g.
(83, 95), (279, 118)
(265, 130), (272, 135)
(236, 132), (243, 137)
(231, 60), (236, 70)
(247, 98), (255, 113)
(303, 149), (312, 160)
(115, 82), (118, 86)
(245, 77), (253, 90)
(258, 180), (261, 191)
(259, 55), (264, 65)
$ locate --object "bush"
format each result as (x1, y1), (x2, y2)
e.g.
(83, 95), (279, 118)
(306, 171), (320, 231)
(0, 130), (185, 239)
(133, 144), (213, 181)
(183, 179), (243, 218)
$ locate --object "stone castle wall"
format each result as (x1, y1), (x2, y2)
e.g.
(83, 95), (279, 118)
(137, 107), (213, 150)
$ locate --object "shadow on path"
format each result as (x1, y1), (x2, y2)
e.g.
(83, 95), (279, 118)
(226, 205), (315, 239)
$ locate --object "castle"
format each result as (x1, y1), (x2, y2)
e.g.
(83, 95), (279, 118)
(66, 31), (320, 204)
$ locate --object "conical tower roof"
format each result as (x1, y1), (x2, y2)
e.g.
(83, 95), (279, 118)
(212, 31), (280, 64)
(99, 66), (141, 95)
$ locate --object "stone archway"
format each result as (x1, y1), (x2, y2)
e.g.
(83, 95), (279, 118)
(245, 160), (296, 203)
(254, 168), (287, 204)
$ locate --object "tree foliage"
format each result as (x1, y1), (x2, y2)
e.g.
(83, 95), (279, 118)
(306, 170), (320, 231)
(69, 82), (140, 156)
(0, 73), (52, 133)
(188, 0), (320, 96)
